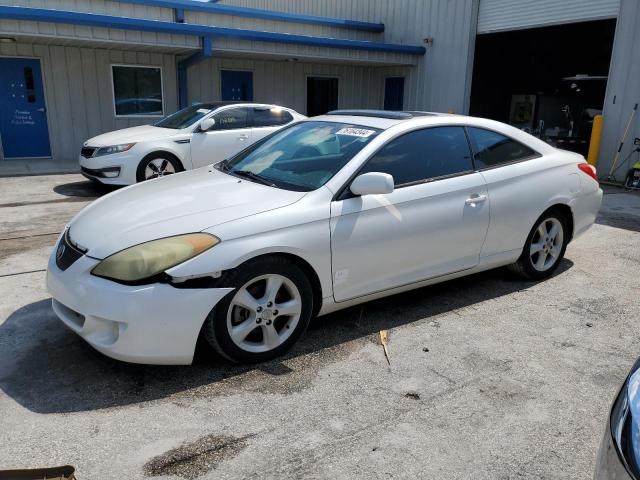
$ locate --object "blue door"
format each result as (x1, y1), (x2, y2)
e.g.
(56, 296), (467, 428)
(384, 77), (405, 111)
(0, 58), (51, 158)
(221, 70), (253, 101)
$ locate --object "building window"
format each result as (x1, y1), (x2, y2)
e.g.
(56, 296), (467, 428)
(111, 65), (163, 117)
(307, 77), (338, 116)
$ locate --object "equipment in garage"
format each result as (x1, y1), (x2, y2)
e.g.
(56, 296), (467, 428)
(623, 138), (640, 190)
(606, 103), (639, 181)
(470, 19), (616, 157)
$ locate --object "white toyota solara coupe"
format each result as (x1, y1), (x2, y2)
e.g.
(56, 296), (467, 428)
(79, 102), (305, 185)
(48, 110), (603, 365)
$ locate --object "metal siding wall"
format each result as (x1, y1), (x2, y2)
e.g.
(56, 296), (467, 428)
(599, 0), (640, 179)
(186, 56), (409, 114)
(221, 0), (478, 114)
(0, 42), (178, 161)
(0, 0), (198, 49)
(477, 0), (620, 33)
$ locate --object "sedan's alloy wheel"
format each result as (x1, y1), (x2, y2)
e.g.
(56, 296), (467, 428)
(144, 158), (176, 180)
(227, 274), (302, 353)
(529, 217), (564, 272)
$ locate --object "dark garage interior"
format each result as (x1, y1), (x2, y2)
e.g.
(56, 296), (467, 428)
(470, 19), (617, 155)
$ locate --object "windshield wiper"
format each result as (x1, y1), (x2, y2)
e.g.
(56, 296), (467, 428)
(231, 169), (277, 187)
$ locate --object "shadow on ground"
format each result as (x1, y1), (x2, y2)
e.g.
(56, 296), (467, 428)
(0, 260), (572, 414)
(53, 180), (119, 198)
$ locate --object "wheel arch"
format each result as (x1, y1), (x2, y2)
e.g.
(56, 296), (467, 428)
(139, 150), (185, 171)
(210, 252), (324, 319)
(541, 203), (574, 242)
(241, 252), (323, 318)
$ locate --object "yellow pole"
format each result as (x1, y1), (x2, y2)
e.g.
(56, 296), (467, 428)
(587, 114), (604, 166)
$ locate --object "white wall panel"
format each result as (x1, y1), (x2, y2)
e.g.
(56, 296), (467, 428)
(0, 0), (199, 49)
(186, 56), (409, 115)
(598, 0), (639, 179)
(222, 0), (479, 114)
(477, 0), (619, 34)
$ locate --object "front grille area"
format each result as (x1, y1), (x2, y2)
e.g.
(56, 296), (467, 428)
(81, 146), (97, 158)
(55, 230), (85, 271)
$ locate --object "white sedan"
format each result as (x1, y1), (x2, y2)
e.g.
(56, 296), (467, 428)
(48, 110), (602, 364)
(79, 102), (304, 185)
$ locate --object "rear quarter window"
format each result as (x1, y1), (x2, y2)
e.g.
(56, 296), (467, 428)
(467, 127), (538, 169)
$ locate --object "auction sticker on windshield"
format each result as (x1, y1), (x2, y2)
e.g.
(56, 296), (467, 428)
(336, 127), (375, 138)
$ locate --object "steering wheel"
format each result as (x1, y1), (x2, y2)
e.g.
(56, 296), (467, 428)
(294, 145), (322, 158)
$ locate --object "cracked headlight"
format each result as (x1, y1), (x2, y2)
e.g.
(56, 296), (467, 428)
(95, 143), (136, 157)
(91, 233), (219, 283)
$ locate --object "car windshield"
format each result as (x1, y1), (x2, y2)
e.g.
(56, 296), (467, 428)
(220, 121), (381, 192)
(155, 105), (215, 129)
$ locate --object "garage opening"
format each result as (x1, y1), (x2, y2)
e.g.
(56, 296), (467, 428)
(469, 19), (616, 156)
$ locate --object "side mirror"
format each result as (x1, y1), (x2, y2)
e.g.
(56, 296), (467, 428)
(199, 117), (216, 132)
(350, 172), (394, 196)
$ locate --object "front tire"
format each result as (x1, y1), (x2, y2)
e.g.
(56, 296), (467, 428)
(136, 154), (182, 182)
(508, 210), (569, 280)
(203, 257), (313, 364)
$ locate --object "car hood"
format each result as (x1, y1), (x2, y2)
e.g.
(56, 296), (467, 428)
(68, 168), (306, 259)
(85, 125), (179, 146)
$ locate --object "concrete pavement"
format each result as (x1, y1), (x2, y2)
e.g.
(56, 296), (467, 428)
(1, 175), (639, 479)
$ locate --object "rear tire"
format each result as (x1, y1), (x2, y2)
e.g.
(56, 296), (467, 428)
(203, 257), (313, 364)
(136, 153), (182, 182)
(508, 209), (569, 280)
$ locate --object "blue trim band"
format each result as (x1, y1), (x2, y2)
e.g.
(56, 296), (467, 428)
(116, 0), (385, 32)
(0, 6), (424, 55)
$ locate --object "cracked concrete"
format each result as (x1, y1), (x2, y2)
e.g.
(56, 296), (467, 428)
(0, 175), (639, 479)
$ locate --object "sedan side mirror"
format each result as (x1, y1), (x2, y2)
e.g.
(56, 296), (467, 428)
(199, 117), (216, 132)
(350, 172), (394, 196)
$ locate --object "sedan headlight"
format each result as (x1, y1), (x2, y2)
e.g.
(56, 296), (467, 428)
(94, 143), (136, 157)
(91, 233), (219, 283)
(610, 358), (640, 479)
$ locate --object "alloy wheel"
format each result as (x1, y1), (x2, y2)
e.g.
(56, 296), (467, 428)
(144, 158), (176, 180)
(529, 217), (564, 272)
(226, 274), (303, 353)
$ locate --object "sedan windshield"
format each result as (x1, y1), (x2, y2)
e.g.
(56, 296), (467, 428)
(221, 121), (381, 191)
(155, 105), (214, 129)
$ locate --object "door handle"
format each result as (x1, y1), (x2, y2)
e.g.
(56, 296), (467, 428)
(237, 134), (249, 140)
(465, 194), (487, 206)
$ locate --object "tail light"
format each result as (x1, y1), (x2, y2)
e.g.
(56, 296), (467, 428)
(578, 162), (598, 182)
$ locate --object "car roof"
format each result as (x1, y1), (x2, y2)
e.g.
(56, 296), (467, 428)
(310, 110), (557, 154)
(194, 101), (298, 112)
(312, 110), (452, 130)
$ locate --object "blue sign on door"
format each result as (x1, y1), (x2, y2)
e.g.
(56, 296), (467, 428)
(221, 70), (253, 102)
(0, 58), (51, 158)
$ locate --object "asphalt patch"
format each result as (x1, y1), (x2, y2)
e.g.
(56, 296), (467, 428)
(144, 434), (250, 479)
